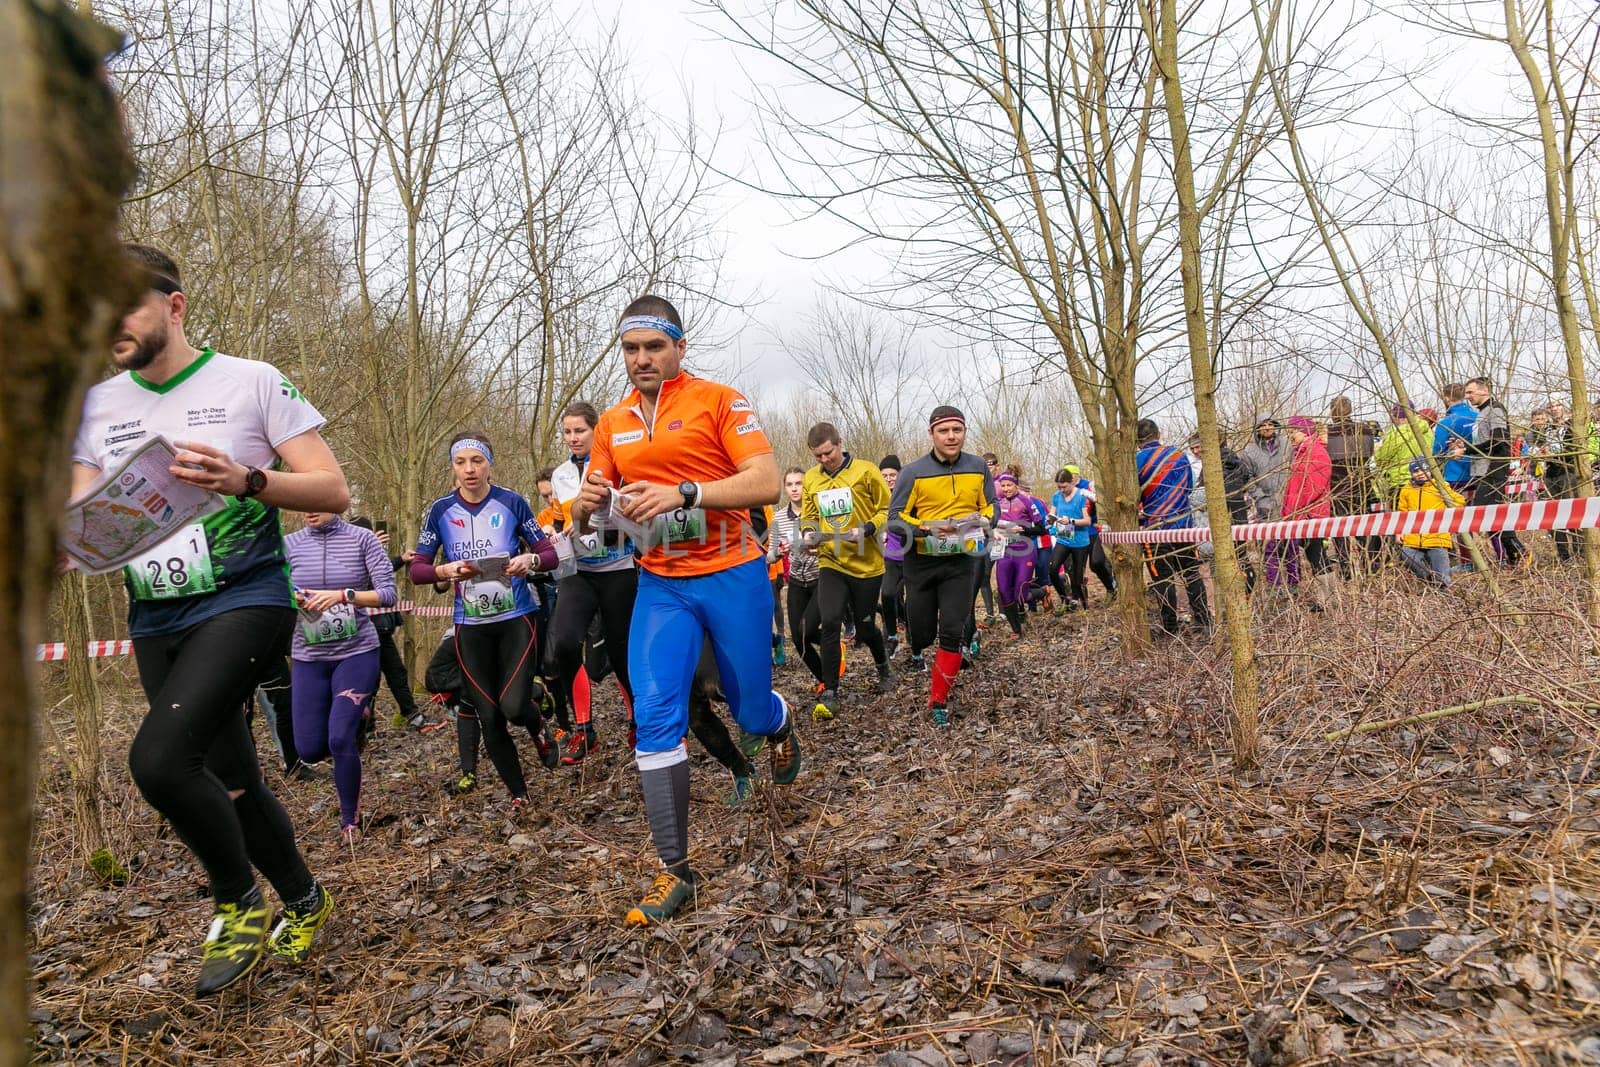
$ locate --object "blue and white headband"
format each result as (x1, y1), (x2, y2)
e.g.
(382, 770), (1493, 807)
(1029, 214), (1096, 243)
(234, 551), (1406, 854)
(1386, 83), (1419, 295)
(450, 438), (494, 465)
(617, 315), (683, 341)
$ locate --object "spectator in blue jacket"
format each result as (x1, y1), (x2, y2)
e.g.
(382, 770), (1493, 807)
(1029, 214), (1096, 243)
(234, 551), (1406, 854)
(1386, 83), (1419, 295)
(1433, 382), (1477, 490)
(1137, 418), (1210, 637)
(1067, 464), (1117, 597)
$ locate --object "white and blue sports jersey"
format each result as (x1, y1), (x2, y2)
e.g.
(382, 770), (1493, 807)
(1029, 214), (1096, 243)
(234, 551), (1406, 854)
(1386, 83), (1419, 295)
(416, 486), (547, 625)
(550, 455), (634, 572)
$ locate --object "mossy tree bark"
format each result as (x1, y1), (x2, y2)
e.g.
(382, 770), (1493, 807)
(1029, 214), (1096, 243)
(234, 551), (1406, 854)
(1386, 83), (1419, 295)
(56, 573), (122, 883)
(0, 1), (135, 1060)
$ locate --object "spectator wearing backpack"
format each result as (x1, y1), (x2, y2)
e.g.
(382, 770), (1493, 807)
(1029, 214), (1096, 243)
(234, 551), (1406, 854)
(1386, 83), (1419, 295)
(1324, 397), (1381, 575)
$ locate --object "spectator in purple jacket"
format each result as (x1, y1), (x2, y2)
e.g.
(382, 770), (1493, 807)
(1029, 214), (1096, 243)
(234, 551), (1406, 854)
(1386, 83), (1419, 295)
(284, 513), (398, 841)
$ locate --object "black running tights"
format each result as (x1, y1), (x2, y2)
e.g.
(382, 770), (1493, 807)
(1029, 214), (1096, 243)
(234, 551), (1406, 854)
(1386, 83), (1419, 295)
(456, 614), (540, 799)
(130, 606), (314, 906)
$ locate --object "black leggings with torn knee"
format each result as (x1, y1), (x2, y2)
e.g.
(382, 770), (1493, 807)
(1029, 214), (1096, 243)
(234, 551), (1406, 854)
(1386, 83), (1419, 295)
(130, 605), (314, 906)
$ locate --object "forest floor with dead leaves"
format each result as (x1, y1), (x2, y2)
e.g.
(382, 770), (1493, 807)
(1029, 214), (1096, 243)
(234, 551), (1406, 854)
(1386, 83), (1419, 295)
(24, 562), (1600, 1066)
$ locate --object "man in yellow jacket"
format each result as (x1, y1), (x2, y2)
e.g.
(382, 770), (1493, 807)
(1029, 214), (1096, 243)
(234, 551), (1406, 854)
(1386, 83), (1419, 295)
(800, 422), (894, 721)
(1395, 457), (1463, 586)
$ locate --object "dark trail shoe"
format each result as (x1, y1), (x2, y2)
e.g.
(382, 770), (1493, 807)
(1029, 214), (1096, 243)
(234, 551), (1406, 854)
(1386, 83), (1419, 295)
(195, 890), (270, 996)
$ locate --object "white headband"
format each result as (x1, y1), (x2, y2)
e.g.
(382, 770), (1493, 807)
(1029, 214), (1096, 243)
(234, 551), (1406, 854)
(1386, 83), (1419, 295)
(450, 438), (493, 465)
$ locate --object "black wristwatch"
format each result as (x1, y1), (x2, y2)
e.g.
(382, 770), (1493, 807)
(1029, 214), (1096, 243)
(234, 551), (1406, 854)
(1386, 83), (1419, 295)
(678, 480), (700, 509)
(237, 466), (268, 501)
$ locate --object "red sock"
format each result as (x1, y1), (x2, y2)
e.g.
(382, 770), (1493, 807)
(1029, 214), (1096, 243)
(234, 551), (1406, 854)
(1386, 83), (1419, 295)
(573, 666), (592, 727)
(930, 649), (962, 706)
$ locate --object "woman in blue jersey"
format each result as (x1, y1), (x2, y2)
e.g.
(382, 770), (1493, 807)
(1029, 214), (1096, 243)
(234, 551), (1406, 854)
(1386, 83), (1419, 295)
(1046, 469), (1095, 609)
(410, 433), (558, 808)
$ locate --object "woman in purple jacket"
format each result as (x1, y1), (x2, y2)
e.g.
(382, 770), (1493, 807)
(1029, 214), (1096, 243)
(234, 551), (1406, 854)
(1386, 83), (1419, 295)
(992, 472), (1047, 638)
(285, 513), (398, 840)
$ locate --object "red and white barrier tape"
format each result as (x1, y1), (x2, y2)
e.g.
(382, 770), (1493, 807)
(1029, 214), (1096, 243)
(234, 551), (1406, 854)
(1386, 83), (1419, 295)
(38, 600), (456, 660)
(363, 601), (455, 619)
(36, 640), (134, 662)
(1099, 495), (1600, 545)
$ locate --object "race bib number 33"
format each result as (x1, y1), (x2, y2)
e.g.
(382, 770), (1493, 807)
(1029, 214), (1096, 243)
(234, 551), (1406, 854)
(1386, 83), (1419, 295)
(301, 602), (358, 645)
(127, 522), (217, 600)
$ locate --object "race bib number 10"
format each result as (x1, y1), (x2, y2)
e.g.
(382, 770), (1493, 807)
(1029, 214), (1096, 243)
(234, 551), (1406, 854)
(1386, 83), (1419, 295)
(816, 487), (854, 526)
(127, 522), (217, 600)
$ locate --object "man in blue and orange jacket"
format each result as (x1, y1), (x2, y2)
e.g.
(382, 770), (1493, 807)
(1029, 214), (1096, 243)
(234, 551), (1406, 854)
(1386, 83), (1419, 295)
(1136, 418), (1210, 637)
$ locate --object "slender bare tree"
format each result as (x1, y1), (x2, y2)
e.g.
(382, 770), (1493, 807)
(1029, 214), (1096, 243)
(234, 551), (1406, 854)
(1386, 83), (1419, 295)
(705, 0), (1300, 648)
(1139, 0), (1272, 768)
(779, 296), (930, 461)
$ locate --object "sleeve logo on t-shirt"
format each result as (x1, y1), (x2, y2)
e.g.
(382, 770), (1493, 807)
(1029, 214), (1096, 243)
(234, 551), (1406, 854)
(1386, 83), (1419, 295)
(279, 377), (306, 402)
(730, 398), (752, 412)
(735, 419), (763, 435)
(612, 430), (645, 446)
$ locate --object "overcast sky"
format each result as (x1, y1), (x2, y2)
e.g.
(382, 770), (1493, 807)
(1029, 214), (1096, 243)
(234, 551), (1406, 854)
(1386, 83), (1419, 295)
(552, 0), (1552, 418)
(553, 0), (877, 402)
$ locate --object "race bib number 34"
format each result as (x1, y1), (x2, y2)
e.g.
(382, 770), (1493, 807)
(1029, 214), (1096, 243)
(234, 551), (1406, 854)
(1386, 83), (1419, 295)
(463, 577), (514, 619)
(127, 522), (217, 600)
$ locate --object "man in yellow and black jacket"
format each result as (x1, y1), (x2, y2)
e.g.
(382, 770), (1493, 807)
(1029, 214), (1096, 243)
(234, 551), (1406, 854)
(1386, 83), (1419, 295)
(800, 422), (893, 721)
(885, 405), (997, 728)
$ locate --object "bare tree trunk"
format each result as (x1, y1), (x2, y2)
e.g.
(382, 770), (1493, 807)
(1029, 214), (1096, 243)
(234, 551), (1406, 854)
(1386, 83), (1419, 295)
(1502, 0), (1600, 641)
(1144, 0), (1262, 769)
(1091, 425), (1151, 649)
(0, 3), (136, 1061)
(1248, 0), (1501, 589)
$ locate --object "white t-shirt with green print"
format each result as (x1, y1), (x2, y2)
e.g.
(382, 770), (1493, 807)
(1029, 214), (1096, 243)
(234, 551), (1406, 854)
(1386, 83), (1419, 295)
(71, 348), (326, 638)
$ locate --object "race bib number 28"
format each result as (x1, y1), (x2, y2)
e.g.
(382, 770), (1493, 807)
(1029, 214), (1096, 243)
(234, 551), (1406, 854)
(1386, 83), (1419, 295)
(921, 534), (966, 556)
(127, 522), (217, 600)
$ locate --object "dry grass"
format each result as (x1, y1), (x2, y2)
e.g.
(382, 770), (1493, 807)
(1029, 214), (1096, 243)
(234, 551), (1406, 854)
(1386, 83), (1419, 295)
(25, 560), (1600, 1065)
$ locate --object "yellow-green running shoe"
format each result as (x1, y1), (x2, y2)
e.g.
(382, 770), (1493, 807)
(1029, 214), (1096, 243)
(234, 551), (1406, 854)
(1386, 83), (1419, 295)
(268, 884), (334, 964)
(195, 891), (271, 997)
(770, 725), (803, 785)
